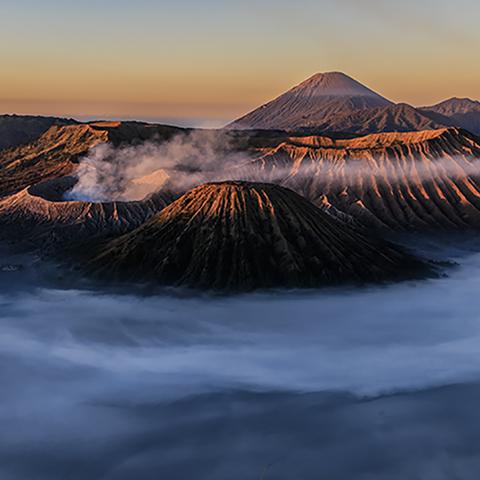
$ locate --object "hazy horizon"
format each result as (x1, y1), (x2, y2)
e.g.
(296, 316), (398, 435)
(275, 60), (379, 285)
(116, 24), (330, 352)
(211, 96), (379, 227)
(1, 0), (479, 124)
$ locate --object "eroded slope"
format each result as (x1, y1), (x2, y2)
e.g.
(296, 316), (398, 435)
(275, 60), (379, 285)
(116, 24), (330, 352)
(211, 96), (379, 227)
(90, 181), (428, 290)
(0, 177), (174, 247)
(246, 128), (480, 230)
(0, 121), (186, 197)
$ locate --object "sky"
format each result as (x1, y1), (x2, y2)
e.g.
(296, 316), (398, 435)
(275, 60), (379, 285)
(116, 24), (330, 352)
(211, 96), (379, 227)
(0, 0), (479, 126)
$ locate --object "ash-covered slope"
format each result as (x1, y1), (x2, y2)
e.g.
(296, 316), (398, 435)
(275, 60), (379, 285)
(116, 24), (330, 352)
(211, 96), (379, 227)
(228, 72), (393, 131)
(422, 97), (480, 135)
(90, 181), (428, 291)
(320, 103), (445, 134)
(0, 176), (174, 248)
(247, 128), (480, 231)
(0, 121), (186, 197)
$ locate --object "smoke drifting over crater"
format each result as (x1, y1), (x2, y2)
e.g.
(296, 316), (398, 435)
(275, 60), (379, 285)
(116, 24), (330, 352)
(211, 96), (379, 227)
(65, 131), (253, 202)
(65, 130), (480, 216)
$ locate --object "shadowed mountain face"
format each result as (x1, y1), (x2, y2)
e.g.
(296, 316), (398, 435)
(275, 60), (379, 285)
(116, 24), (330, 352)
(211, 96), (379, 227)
(90, 181), (428, 291)
(0, 121), (186, 197)
(0, 114), (76, 151)
(244, 128), (480, 231)
(0, 176), (174, 248)
(422, 98), (480, 135)
(425, 98), (480, 116)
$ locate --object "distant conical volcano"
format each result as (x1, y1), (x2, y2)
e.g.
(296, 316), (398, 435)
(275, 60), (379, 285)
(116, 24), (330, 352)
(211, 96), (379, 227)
(227, 72), (445, 134)
(89, 181), (428, 291)
(228, 72), (392, 131)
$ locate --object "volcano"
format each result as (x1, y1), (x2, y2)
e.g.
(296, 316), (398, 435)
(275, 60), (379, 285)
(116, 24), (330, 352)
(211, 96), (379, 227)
(228, 72), (392, 131)
(89, 181), (428, 291)
(0, 176), (174, 249)
(227, 72), (451, 134)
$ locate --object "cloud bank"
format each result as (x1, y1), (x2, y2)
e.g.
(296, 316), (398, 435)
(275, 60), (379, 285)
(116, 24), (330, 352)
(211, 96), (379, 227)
(1, 239), (480, 478)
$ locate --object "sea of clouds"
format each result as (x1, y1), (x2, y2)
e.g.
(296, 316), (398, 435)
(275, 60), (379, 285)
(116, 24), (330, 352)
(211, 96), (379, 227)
(2, 239), (480, 479)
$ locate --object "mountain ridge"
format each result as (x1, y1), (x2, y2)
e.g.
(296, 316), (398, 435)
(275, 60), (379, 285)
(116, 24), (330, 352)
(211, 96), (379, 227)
(245, 127), (480, 231)
(0, 176), (174, 248)
(0, 121), (186, 197)
(0, 114), (77, 151)
(421, 97), (480, 135)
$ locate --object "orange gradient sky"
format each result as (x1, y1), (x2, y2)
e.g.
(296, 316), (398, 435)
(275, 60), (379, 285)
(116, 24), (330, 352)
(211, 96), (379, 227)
(1, 0), (479, 126)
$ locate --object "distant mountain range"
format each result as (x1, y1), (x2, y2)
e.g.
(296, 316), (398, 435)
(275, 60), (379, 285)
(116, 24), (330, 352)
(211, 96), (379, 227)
(228, 72), (480, 135)
(422, 97), (480, 134)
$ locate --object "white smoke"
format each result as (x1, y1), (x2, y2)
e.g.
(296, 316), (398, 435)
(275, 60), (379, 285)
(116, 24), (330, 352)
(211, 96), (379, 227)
(65, 131), (255, 202)
(65, 130), (480, 203)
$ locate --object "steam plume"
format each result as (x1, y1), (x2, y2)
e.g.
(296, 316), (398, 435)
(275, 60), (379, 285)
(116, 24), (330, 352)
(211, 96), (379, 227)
(65, 131), (480, 203)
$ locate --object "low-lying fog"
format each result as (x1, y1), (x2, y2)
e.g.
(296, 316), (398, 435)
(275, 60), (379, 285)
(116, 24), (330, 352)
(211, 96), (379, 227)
(2, 238), (480, 479)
